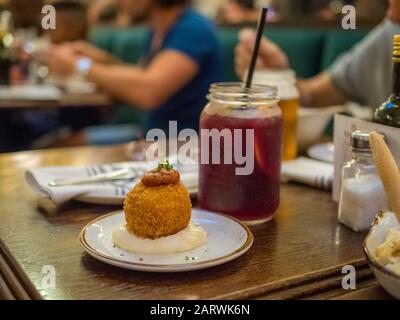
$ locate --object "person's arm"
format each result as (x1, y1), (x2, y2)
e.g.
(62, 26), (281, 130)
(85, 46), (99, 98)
(302, 21), (391, 108)
(71, 40), (120, 65)
(235, 29), (289, 78)
(47, 45), (199, 109)
(297, 72), (348, 108)
(235, 29), (348, 107)
(86, 49), (199, 109)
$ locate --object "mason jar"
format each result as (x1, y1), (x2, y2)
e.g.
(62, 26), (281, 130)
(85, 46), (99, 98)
(198, 83), (283, 225)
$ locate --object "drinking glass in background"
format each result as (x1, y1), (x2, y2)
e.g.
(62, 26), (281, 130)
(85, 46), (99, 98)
(253, 69), (300, 160)
(11, 28), (50, 85)
(0, 10), (13, 84)
(198, 83), (283, 225)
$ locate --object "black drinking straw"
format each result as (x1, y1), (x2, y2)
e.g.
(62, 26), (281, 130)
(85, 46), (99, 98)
(245, 6), (269, 89)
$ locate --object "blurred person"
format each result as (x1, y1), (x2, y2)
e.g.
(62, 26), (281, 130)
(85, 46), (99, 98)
(235, 0), (400, 110)
(317, 0), (338, 21)
(87, 0), (132, 27)
(47, 0), (222, 135)
(45, 0), (88, 44)
(217, 0), (259, 24)
(8, 0), (43, 30)
(11, 1), (97, 150)
(10, 0), (88, 83)
(355, 0), (388, 21)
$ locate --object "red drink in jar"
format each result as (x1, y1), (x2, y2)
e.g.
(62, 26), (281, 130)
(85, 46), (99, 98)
(198, 83), (283, 225)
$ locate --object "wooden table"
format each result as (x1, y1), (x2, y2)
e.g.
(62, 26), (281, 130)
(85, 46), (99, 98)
(0, 92), (112, 109)
(0, 145), (393, 300)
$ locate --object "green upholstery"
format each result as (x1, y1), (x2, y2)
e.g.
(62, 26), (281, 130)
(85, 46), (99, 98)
(90, 27), (147, 63)
(111, 28), (147, 64)
(215, 28), (326, 81)
(217, 28), (239, 81)
(90, 27), (148, 126)
(89, 26), (369, 125)
(90, 26), (369, 78)
(320, 30), (367, 70)
(90, 27), (116, 52)
(266, 28), (325, 78)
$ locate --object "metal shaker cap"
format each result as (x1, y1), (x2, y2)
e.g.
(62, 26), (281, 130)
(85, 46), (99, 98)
(351, 131), (386, 150)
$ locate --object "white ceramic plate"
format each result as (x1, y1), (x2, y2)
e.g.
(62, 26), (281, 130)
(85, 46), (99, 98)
(80, 209), (253, 272)
(307, 143), (335, 163)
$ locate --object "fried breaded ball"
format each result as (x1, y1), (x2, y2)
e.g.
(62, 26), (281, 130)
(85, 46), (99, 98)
(123, 168), (192, 239)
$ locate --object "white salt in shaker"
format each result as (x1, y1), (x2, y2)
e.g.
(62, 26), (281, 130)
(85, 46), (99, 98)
(338, 131), (390, 232)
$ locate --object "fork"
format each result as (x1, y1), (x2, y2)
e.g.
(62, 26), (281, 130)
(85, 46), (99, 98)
(48, 167), (147, 187)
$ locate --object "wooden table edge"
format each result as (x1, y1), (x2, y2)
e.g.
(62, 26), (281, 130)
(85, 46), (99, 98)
(261, 265), (377, 300)
(0, 271), (15, 300)
(212, 259), (369, 300)
(0, 235), (370, 301)
(0, 93), (113, 109)
(0, 240), (42, 300)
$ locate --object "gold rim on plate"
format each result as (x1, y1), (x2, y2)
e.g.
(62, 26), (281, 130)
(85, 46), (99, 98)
(79, 210), (254, 270)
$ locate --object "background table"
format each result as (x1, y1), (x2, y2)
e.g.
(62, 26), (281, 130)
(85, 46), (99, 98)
(0, 92), (112, 109)
(0, 91), (113, 153)
(0, 144), (393, 300)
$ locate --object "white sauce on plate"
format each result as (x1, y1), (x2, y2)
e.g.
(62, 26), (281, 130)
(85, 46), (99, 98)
(112, 223), (207, 254)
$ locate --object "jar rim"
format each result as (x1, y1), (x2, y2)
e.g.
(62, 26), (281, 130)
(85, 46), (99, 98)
(210, 82), (278, 95)
(208, 82), (279, 106)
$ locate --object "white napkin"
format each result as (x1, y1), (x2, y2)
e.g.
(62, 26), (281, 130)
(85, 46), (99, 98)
(281, 157), (334, 190)
(26, 162), (199, 205)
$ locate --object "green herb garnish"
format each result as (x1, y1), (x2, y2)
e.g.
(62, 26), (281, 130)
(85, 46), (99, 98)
(157, 160), (173, 171)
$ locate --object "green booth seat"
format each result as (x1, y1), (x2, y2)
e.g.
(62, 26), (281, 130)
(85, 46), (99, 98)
(90, 27), (147, 64)
(90, 26), (369, 82)
(216, 27), (326, 81)
(265, 28), (326, 79)
(320, 29), (368, 136)
(217, 28), (239, 81)
(87, 26), (370, 144)
(111, 27), (147, 64)
(89, 27), (117, 53)
(90, 27), (149, 132)
(320, 29), (368, 70)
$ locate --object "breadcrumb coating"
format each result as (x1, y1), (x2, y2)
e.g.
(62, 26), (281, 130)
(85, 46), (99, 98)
(124, 177), (192, 239)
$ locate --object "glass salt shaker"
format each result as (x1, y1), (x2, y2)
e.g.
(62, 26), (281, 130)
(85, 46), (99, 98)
(338, 131), (389, 232)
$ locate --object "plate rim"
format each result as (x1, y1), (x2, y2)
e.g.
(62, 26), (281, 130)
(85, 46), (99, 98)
(79, 209), (254, 271)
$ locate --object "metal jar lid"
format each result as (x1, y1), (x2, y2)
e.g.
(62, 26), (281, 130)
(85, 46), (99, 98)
(351, 131), (386, 150)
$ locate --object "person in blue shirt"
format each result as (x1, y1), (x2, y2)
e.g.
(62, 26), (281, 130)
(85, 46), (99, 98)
(48, 0), (222, 137)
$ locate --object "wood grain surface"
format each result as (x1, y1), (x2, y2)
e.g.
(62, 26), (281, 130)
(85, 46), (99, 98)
(0, 92), (112, 109)
(0, 144), (391, 300)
